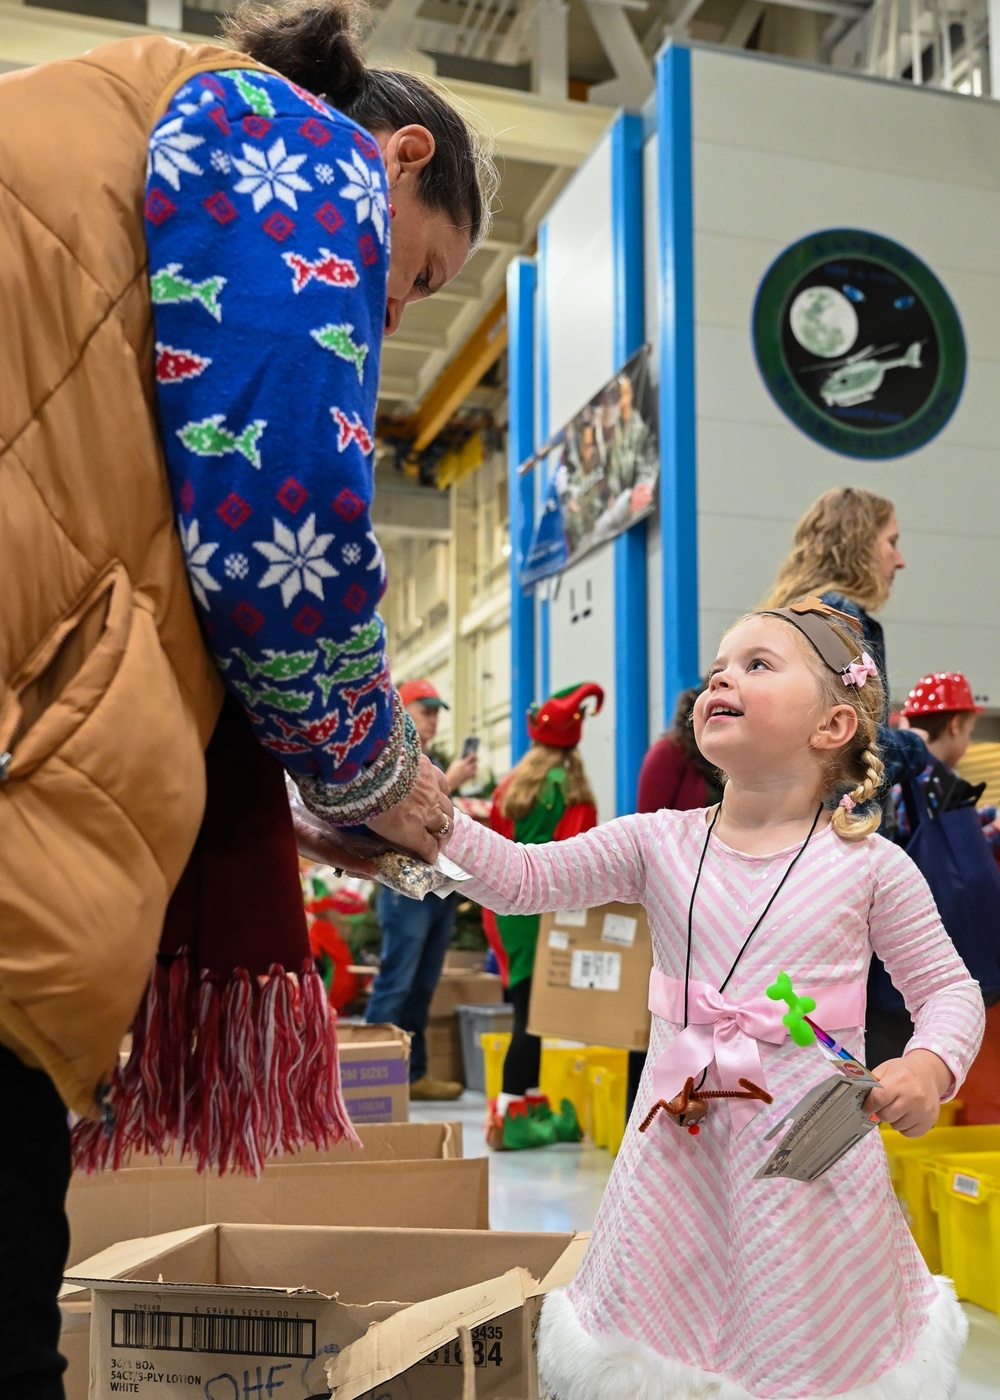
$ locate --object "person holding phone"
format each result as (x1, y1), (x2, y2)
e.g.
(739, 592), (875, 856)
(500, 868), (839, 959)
(364, 680), (479, 1098)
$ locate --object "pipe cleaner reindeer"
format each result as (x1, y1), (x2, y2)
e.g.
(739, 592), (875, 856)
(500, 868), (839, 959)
(640, 1077), (773, 1138)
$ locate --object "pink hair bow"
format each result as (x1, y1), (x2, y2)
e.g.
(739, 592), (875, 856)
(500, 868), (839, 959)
(842, 652), (879, 688)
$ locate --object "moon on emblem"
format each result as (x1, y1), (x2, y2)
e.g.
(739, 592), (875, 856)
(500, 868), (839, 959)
(789, 286), (859, 359)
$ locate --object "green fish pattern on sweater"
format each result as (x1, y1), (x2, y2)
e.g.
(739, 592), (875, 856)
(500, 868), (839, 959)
(178, 414), (266, 469)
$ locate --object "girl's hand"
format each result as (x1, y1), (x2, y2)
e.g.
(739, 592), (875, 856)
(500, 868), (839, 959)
(864, 1049), (953, 1137)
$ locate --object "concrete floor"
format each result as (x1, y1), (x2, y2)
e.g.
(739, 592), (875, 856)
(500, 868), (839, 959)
(412, 1090), (1000, 1398)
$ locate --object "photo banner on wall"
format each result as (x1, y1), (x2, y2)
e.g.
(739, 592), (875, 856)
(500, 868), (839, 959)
(519, 347), (659, 590)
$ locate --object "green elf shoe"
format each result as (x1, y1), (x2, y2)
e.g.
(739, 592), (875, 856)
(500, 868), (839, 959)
(526, 1094), (583, 1144)
(494, 1098), (559, 1150)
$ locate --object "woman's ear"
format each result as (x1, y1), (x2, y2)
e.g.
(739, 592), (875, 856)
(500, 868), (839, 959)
(380, 124), (436, 186)
(812, 704), (859, 752)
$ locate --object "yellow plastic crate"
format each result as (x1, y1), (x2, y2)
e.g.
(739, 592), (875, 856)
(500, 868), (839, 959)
(549, 1045), (628, 1123)
(481, 1032), (511, 1103)
(479, 1035), (627, 1121)
(878, 1120), (1000, 1270)
(936, 1100), (965, 1129)
(924, 1151), (1000, 1316)
(587, 1065), (628, 1156)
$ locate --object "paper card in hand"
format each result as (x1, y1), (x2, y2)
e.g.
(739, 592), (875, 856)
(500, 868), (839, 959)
(754, 1062), (881, 1183)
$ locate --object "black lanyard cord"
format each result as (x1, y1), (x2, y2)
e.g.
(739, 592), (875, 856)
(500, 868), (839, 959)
(683, 804), (721, 1029)
(683, 801), (824, 1032)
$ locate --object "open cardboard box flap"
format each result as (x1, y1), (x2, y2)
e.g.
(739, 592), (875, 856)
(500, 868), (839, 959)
(59, 1224), (215, 1300)
(324, 1233), (590, 1399)
(325, 1267), (534, 1398)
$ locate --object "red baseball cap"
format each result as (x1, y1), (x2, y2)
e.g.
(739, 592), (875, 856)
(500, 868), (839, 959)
(902, 672), (982, 718)
(398, 679), (450, 710)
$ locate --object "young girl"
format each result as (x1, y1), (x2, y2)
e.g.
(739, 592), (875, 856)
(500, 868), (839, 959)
(443, 599), (984, 1400)
(484, 683), (602, 1150)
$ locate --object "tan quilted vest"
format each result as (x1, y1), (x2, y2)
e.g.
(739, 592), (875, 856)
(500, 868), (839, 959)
(0, 37), (266, 1116)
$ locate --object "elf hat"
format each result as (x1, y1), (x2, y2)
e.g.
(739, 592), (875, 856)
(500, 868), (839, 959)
(527, 683), (604, 749)
(902, 672), (982, 718)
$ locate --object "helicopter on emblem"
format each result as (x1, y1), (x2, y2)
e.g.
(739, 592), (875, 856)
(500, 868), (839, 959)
(805, 341), (925, 410)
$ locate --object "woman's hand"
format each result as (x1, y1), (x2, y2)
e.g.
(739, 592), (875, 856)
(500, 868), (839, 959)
(864, 1049), (953, 1137)
(366, 753), (454, 863)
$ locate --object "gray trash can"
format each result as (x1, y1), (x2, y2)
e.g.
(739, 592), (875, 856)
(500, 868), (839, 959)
(455, 1003), (514, 1093)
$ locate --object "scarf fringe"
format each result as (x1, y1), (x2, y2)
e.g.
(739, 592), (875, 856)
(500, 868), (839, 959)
(72, 952), (359, 1174)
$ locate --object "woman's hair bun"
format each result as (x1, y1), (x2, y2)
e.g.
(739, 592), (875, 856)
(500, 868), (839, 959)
(223, 0), (368, 107)
(225, 0), (497, 249)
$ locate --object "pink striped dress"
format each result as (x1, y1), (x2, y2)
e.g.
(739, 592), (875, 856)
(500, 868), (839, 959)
(446, 807), (985, 1400)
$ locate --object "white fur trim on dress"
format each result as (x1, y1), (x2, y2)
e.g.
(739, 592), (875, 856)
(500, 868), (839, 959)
(536, 1278), (967, 1400)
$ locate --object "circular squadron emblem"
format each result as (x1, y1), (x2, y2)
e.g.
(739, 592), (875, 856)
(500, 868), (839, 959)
(753, 230), (965, 459)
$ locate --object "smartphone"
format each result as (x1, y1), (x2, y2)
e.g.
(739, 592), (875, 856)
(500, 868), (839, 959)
(461, 735), (480, 759)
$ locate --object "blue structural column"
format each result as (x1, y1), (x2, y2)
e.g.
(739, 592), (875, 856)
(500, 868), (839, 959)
(536, 222), (552, 703)
(611, 113), (649, 815)
(657, 44), (700, 726)
(506, 257), (538, 765)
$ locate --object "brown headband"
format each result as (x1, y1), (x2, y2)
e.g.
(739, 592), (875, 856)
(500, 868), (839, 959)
(764, 597), (865, 676)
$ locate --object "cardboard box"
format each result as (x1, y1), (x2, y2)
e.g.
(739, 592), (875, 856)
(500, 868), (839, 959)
(444, 949), (488, 973)
(67, 1154), (489, 1267)
(529, 903), (652, 1050)
(289, 1118), (463, 1163)
(60, 1141), (478, 1400)
(65, 1223), (586, 1400)
(337, 1022), (410, 1122)
(426, 1014), (466, 1084)
(430, 972), (504, 1019)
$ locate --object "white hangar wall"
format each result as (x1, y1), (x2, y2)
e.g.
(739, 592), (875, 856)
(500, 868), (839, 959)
(688, 46), (1000, 705)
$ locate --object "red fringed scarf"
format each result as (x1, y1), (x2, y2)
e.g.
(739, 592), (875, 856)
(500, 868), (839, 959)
(72, 696), (358, 1173)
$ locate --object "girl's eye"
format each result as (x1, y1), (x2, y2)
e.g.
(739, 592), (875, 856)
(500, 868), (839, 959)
(414, 269), (432, 295)
(747, 657), (769, 672)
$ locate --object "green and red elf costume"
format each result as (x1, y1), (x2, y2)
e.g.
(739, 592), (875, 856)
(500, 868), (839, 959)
(483, 684), (602, 1150)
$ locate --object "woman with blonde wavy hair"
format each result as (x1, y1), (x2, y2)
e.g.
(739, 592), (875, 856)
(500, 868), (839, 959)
(764, 487), (928, 789)
(483, 684), (603, 1150)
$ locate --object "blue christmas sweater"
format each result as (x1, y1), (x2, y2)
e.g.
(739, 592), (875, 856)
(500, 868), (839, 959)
(145, 67), (418, 825)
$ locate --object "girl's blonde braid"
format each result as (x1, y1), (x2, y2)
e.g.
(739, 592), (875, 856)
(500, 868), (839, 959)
(832, 742), (885, 839)
(858, 743), (886, 804)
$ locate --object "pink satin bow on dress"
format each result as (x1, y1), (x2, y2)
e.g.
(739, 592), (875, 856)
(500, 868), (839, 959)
(648, 970), (866, 1134)
(842, 652), (879, 688)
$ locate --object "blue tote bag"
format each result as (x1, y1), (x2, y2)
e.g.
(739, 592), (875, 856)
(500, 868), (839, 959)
(869, 777), (1000, 1011)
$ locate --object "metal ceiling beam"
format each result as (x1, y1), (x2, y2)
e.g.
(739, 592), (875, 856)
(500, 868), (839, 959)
(386, 327), (453, 352)
(764, 0), (866, 16)
(431, 281), (489, 303)
(365, 0), (437, 71)
(585, 0), (656, 105)
(435, 75), (614, 166)
(722, 0), (767, 44)
(479, 213), (525, 249)
(378, 374), (423, 399)
(668, 0), (708, 31)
